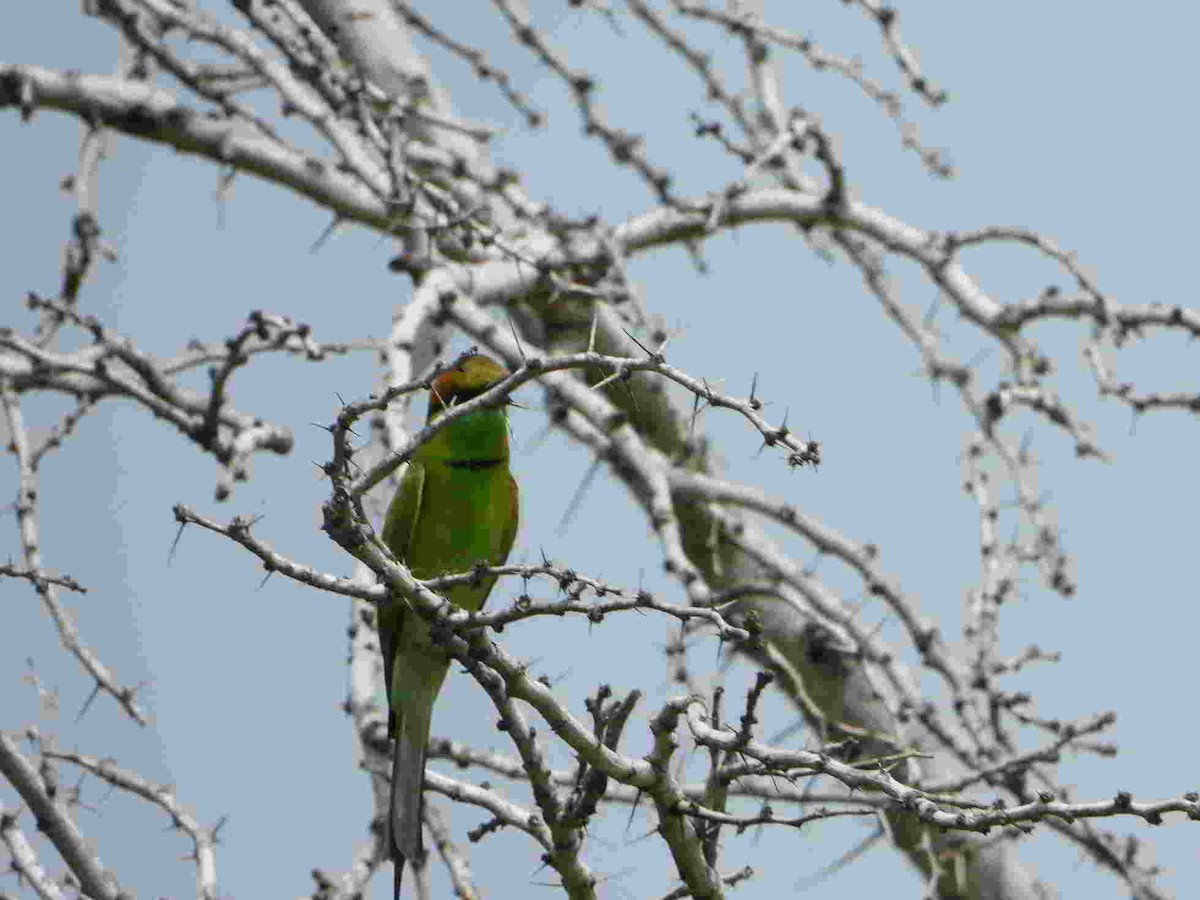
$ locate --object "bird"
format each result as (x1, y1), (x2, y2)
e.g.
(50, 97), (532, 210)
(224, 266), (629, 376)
(378, 353), (519, 898)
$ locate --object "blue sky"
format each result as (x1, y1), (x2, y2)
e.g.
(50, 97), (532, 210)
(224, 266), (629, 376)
(2, 3), (1198, 898)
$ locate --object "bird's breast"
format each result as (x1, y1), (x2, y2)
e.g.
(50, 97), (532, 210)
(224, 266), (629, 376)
(406, 461), (513, 605)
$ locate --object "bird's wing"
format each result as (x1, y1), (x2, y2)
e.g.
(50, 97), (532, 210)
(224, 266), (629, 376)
(379, 459), (426, 732)
(501, 471), (520, 564)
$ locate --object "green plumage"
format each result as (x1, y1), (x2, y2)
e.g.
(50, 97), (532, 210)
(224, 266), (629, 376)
(378, 355), (518, 898)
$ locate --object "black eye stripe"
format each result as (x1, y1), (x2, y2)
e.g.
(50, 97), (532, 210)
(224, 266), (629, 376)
(445, 457), (505, 470)
(428, 382), (507, 417)
(446, 385), (494, 404)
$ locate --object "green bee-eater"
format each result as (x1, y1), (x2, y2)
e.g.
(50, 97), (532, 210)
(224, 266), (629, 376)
(379, 354), (518, 897)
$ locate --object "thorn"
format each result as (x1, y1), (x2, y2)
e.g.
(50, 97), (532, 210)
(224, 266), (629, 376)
(214, 166), (235, 230)
(620, 327), (659, 361)
(431, 383), (448, 412)
(507, 313), (527, 363)
(522, 420), (554, 455)
(167, 520), (187, 565)
(590, 370), (621, 393)
(75, 682), (101, 723)
(687, 390), (702, 444)
(923, 291), (941, 328)
(310, 216), (341, 254)
(622, 377), (641, 415)
(557, 459), (602, 537)
(966, 346), (992, 370)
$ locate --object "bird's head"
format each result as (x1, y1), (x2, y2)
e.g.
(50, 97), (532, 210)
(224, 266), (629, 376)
(426, 353), (511, 421)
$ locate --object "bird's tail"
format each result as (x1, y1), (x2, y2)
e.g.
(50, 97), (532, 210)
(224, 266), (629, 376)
(389, 704), (433, 899)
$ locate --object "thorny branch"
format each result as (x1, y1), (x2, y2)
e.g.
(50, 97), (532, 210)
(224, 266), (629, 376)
(4, 1), (1197, 898)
